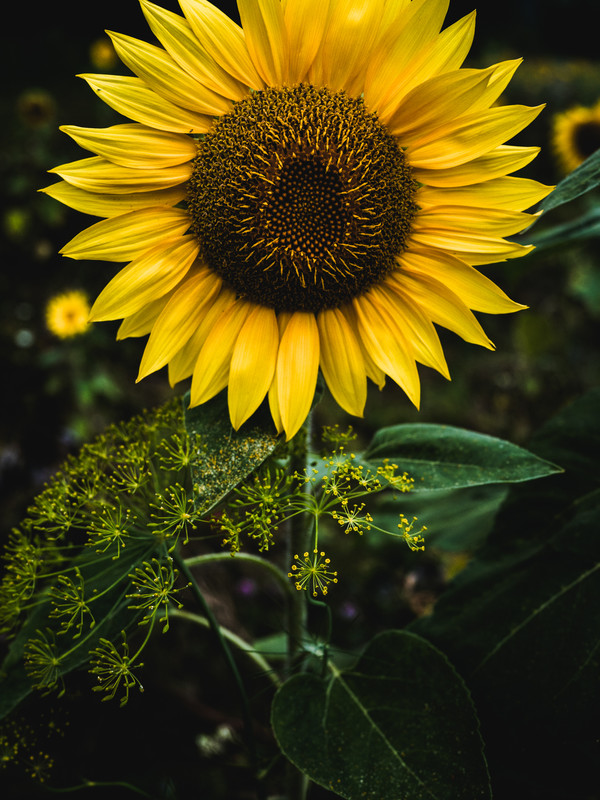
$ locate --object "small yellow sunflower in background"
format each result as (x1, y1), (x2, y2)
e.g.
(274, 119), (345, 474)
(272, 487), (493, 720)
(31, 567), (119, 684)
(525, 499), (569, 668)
(551, 100), (600, 174)
(42, 0), (551, 439)
(45, 290), (91, 339)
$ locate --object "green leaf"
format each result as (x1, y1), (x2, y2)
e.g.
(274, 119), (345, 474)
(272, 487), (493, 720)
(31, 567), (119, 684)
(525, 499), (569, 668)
(410, 389), (600, 798)
(525, 205), (600, 253)
(271, 630), (491, 800)
(539, 147), (600, 215)
(362, 423), (562, 491)
(183, 390), (281, 512)
(374, 484), (509, 552)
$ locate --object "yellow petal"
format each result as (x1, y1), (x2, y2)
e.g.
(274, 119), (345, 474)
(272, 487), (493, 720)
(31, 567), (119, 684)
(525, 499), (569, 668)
(228, 304), (279, 429)
(414, 205), (537, 238)
(79, 73), (213, 133)
(317, 306), (367, 416)
(407, 104), (545, 170)
(276, 311), (320, 440)
(189, 299), (253, 406)
(116, 290), (175, 339)
(90, 235), (199, 321)
(353, 293), (421, 407)
(364, 0), (449, 116)
(60, 207), (191, 261)
(389, 270), (494, 349)
(140, 0), (248, 101)
(108, 31), (233, 116)
(372, 283), (450, 378)
(238, 0), (287, 86)
(267, 311), (293, 436)
(413, 145), (541, 188)
(40, 180), (186, 218)
(282, 0), (329, 83)
(387, 66), (499, 138)
(49, 156), (192, 194)
(168, 287), (236, 385)
(179, 0), (263, 89)
(417, 176), (553, 211)
(399, 248), (526, 314)
(138, 267), (222, 379)
(410, 228), (534, 265)
(308, 0), (386, 91)
(59, 124), (198, 168)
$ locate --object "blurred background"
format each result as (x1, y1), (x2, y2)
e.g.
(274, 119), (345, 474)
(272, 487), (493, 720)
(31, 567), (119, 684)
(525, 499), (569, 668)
(1, 1), (599, 796)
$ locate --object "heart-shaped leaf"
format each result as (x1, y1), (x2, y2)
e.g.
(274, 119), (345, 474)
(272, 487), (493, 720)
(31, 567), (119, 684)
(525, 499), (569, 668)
(272, 630), (491, 800)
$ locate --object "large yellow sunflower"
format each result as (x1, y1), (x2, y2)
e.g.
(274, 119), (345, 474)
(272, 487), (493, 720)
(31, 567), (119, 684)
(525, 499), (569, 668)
(43, 0), (551, 439)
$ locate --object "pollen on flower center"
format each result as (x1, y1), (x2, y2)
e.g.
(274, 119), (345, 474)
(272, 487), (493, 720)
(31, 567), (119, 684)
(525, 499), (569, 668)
(187, 85), (419, 312)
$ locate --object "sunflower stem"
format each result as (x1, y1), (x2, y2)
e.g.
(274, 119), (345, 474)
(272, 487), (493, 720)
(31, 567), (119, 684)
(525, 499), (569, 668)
(284, 418), (313, 800)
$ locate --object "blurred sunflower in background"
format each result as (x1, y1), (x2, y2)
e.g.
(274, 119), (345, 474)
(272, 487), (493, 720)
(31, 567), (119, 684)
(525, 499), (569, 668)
(551, 99), (600, 173)
(45, 290), (91, 339)
(42, 0), (551, 439)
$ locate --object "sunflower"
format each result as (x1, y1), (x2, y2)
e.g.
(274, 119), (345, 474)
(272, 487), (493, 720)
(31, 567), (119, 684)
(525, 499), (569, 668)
(45, 290), (91, 338)
(551, 100), (600, 174)
(42, 0), (551, 439)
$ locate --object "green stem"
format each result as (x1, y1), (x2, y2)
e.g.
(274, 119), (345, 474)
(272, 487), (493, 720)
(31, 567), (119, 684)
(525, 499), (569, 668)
(183, 551), (294, 599)
(172, 549), (266, 800)
(170, 607), (281, 687)
(284, 419), (314, 800)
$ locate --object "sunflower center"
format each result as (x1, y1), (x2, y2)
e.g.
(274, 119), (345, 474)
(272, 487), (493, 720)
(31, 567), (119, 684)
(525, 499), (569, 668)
(187, 85), (419, 312)
(574, 120), (600, 160)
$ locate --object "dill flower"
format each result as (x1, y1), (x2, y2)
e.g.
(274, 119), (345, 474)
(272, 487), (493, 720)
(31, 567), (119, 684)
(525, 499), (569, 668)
(551, 100), (600, 173)
(45, 289), (90, 339)
(43, 0), (551, 441)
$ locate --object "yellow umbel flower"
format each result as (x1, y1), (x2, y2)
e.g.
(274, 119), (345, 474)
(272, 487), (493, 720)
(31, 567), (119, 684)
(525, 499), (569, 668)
(45, 290), (90, 338)
(551, 100), (600, 174)
(42, 0), (551, 439)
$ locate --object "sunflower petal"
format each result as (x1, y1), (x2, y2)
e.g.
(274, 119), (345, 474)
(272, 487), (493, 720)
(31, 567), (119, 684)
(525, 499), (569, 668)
(79, 73), (213, 133)
(400, 248), (526, 314)
(417, 176), (553, 211)
(364, 0), (449, 115)
(309, 0), (386, 91)
(413, 145), (541, 188)
(414, 205), (537, 237)
(90, 235), (199, 321)
(372, 284), (450, 378)
(407, 104), (545, 170)
(411, 228), (534, 265)
(228, 304), (279, 429)
(140, 0), (248, 100)
(282, 0), (329, 83)
(168, 287), (236, 385)
(60, 207), (191, 261)
(59, 124), (198, 168)
(108, 30), (233, 116)
(116, 290), (175, 339)
(138, 267), (222, 379)
(49, 156), (192, 194)
(179, 0), (264, 89)
(190, 299), (252, 406)
(40, 180), (186, 218)
(353, 294), (421, 407)
(238, 0), (287, 86)
(389, 270), (494, 349)
(276, 312), (320, 440)
(317, 307), (367, 416)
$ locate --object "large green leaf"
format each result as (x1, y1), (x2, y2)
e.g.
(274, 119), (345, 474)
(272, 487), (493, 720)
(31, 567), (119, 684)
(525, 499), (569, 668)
(538, 148), (600, 215)
(411, 389), (600, 799)
(526, 205), (600, 253)
(183, 390), (282, 512)
(362, 423), (561, 491)
(272, 630), (491, 800)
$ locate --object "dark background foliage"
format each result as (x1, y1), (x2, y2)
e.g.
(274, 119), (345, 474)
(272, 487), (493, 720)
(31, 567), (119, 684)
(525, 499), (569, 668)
(1, 1), (599, 798)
